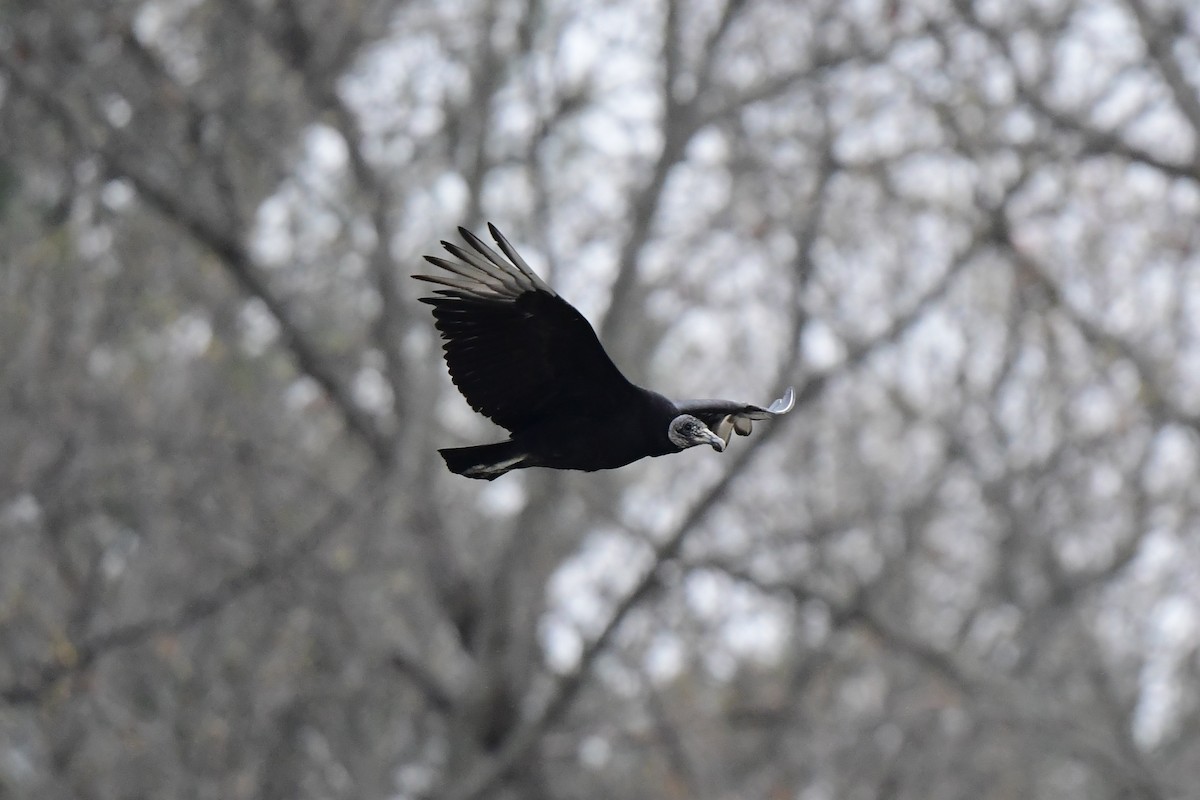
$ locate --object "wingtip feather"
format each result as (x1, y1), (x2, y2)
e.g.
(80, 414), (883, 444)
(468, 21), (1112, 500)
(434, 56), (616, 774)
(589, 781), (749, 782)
(486, 224), (556, 296)
(768, 386), (796, 415)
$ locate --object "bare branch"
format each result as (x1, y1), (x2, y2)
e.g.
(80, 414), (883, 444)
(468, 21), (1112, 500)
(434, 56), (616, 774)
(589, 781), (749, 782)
(1, 468), (386, 707)
(0, 53), (395, 466)
(1125, 0), (1200, 140)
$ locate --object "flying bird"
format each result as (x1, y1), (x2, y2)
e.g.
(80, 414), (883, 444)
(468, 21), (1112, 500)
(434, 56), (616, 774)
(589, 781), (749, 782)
(413, 224), (795, 479)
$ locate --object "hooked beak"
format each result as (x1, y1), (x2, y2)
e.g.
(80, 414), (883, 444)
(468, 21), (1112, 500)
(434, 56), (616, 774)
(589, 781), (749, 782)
(701, 428), (725, 452)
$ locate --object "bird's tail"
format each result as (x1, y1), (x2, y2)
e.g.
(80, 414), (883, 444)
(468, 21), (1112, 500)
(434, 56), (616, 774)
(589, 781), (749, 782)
(439, 442), (529, 480)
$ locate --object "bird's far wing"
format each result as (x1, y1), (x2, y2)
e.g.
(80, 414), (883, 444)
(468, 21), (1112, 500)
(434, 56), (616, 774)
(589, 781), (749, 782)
(676, 386), (796, 445)
(414, 224), (636, 432)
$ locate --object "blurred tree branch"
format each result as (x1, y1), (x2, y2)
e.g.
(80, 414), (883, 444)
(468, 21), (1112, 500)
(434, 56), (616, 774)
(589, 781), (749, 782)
(0, 52), (396, 466)
(0, 468), (388, 707)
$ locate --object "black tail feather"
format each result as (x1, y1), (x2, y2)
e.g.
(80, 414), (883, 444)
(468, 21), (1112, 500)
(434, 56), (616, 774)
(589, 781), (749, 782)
(439, 441), (528, 480)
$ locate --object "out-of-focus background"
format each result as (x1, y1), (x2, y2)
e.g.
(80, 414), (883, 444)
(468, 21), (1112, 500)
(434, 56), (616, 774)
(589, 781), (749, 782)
(2, 1), (1199, 798)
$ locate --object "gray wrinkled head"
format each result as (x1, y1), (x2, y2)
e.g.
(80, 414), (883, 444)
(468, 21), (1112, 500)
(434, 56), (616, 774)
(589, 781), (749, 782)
(668, 414), (725, 452)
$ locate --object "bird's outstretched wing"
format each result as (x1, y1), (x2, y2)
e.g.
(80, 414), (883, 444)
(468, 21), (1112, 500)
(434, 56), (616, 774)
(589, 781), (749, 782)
(414, 224), (636, 433)
(676, 386), (796, 445)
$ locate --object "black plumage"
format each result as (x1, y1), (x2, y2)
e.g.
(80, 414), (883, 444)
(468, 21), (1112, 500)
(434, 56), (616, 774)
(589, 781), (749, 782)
(414, 224), (795, 480)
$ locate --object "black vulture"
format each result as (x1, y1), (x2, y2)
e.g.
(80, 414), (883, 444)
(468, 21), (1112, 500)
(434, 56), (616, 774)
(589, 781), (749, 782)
(413, 224), (795, 480)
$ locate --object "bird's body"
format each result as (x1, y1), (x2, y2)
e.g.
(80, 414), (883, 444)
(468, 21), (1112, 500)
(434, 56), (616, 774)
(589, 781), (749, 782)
(414, 225), (794, 479)
(440, 387), (681, 478)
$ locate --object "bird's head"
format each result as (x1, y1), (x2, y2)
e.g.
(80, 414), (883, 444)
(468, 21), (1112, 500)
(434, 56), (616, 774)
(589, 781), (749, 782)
(668, 414), (725, 452)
